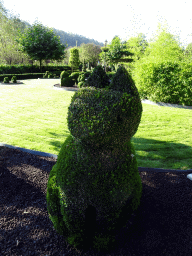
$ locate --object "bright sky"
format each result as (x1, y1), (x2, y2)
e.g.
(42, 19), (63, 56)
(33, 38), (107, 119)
(2, 0), (192, 48)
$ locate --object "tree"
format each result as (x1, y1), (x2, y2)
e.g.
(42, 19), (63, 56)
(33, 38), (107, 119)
(79, 43), (101, 68)
(143, 26), (184, 63)
(69, 47), (80, 72)
(126, 33), (148, 61)
(184, 43), (192, 61)
(0, 3), (30, 64)
(99, 36), (133, 69)
(17, 22), (67, 71)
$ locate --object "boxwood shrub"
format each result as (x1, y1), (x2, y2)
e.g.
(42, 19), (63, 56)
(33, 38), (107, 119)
(133, 60), (192, 106)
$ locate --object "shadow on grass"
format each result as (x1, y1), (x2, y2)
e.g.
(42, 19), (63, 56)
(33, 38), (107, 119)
(47, 130), (192, 170)
(132, 137), (192, 170)
(47, 130), (70, 155)
(46, 130), (192, 170)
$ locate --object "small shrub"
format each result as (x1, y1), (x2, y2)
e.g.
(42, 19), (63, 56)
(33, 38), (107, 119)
(84, 71), (92, 78)
(3, 77), (9, 83)
(77, 73), (85, 83)
(85, 65), (110, 89)
(62, 76), (74, 87)
(77, 81), (84, 88)
(70, 72), (81, 84)
(43, 71), (49, 78)
(48, 73), (54, 78)
(61, 71), (70, 86)
(60, 70), (70, 79)
(11, 76), (17, 83)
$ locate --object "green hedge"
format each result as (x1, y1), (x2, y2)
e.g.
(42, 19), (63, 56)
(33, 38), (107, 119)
(133, 60), (192, 106)
(0, 73), (45, 81)
(0, 64), (71, 75)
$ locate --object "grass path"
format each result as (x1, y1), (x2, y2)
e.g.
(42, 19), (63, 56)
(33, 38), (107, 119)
(0, 78), (192, 170)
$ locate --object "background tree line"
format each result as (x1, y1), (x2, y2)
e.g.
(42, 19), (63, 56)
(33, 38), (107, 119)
(1, 0), (192, 73)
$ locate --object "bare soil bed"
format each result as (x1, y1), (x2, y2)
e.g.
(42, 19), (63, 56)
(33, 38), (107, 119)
(1, 146), (192, 256)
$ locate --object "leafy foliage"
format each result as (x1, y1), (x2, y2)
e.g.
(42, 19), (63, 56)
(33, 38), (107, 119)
(0, 3), (30, 65)
(82, 59), (86, 72)
(144, 28), (184, 62)
(79, 43), (101, 68)
(69, 48), (80, 72)
(184, 43), (192, 62)
(85, 65), (110, 89)
(133, 60), (192, 106)
(126, 33), (148, 61)
(100, 36), (133, 68)
(11, 76), (17, 83)
(108, 65), (135, 94)
(17, 22), (67, 71)
(3, 77), (9, 83)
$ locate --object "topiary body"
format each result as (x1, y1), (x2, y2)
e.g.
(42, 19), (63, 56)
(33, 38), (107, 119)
(46, 65), (143, 252)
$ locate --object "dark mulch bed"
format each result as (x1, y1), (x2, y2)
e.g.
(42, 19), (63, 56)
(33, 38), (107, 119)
(1, 146), (192, 256)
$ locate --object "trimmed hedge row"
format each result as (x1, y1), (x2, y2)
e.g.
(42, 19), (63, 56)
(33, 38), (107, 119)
(0, 64), (71, 75)
(0, 73), (45, 81)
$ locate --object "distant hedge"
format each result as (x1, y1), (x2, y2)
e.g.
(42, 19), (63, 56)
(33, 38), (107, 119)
(0, 73), (45, 81)
(133, 60), (192, 106)
(0, 64), (71, 75)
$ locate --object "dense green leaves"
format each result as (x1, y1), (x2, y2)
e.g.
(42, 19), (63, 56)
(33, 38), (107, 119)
(17, 22), (67, 71)
(0, 3), (29, 65)
(99, 36), (133, 68)
(79, 43), (101, 68)
(144, 30), (184, 63)
(133, 60), (192, 106)
(85, 65), (110, 89)
(126, 33), (148, 61)
(69, 48), (80, 72)
(184, 43), (192, 62)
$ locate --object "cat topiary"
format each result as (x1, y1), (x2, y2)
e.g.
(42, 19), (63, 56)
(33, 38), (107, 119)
(46, 65), (143, 252)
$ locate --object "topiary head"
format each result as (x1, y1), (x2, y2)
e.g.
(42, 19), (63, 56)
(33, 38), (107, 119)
(84, 65), (110, 89)
(67, 86), (142, 149)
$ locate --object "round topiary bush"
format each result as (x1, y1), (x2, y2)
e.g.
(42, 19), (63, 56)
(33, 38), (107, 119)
(46, 66), (143, 252)
(61, 76), (74, 87)
(60, 71), (71, 86)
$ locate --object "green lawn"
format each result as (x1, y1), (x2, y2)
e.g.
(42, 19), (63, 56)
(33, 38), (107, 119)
(0, 78), (192, 170)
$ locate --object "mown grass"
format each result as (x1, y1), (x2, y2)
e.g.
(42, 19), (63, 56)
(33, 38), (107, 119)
(0, 78), (192, 170)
